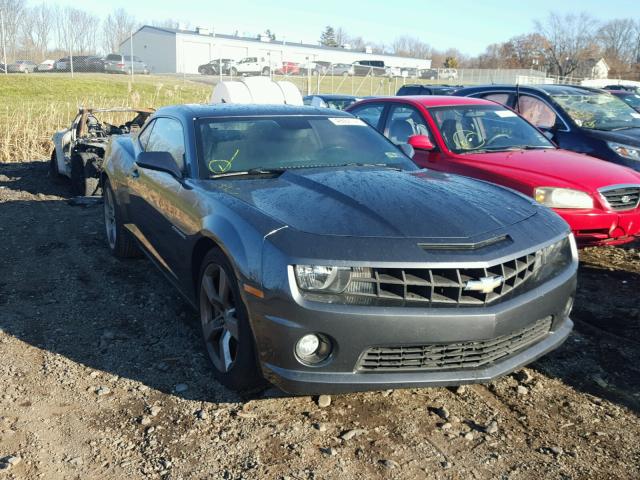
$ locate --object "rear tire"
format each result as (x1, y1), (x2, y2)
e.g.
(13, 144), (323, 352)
(230, 67), (238, 76)
(70, 152), (99, 196)
(199, 249), (264, 391)
(103, 179), (141, 259)
(261, 67), (270, 76)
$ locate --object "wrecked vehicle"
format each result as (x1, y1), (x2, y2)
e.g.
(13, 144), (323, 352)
(102, 103), (577, 394)
(50, 108), (154, 196)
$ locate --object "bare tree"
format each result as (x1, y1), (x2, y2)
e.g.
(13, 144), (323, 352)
(20, 3), (50, 60)
(0, 0), (26, 60)
(535, 12), (599, 77)
(598, 19), (636, 68)
(392, 36), (432, 59)
(102, 8), (137, 54)
(53, 5), (99, 55)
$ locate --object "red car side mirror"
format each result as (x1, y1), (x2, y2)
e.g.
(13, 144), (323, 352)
(408, 134), (435, 151)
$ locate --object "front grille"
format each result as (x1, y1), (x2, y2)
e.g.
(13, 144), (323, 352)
(343, 251), (540, 306)
(357, 316), (553, 372)
(600, 185), (640, 211)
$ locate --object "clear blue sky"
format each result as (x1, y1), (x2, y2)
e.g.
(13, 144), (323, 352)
(53, 0), (640, 55)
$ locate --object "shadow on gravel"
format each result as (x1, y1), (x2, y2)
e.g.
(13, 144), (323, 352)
(0, 160), (72, 198)
(533, 263), (640, 413)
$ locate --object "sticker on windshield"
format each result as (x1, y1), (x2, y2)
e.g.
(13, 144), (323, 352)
(385, 151), (402, 158)
(495, 110), (517, 118)
(329, 117), (367, 126)
(631, 112), (640, 119)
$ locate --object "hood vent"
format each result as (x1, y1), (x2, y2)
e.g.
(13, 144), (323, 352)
(418, 235), (510, 251)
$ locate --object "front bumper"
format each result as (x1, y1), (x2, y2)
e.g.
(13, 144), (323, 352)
(555, 208), (640, 246)
(248, 260), (576, 395)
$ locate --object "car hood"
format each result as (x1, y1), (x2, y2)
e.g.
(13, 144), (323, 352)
(587, 127), (640, 146)
(460, 148), (640, 191)
(200, 167), (538, 238)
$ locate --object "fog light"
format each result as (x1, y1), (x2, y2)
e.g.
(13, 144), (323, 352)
(296, 334), (320, 357)
(295, 333), (332, 365)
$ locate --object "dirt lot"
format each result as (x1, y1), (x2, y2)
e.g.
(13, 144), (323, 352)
(0, 160), (639, 480)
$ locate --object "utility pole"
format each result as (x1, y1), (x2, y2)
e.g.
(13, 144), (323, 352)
(130, 30), (134, 81)
(69, 18), (74, 78)
(1, 9), (7, 74)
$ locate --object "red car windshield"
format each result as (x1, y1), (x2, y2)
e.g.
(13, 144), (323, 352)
(429, 105), (554, 154)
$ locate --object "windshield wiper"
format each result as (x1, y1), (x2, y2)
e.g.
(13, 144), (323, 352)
(209, 168), (287, 179)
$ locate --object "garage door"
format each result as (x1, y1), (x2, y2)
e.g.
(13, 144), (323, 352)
(180, 41), (210, 74)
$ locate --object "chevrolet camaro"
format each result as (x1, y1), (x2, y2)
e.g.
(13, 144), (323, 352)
(101, 104), (577, 394)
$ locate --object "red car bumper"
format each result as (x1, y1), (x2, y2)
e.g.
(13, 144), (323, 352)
(555, 208), (640, 246)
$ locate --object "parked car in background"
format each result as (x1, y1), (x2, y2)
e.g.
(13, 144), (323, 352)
(609, 90), (640, 113)
(353, 60), (386, 76)
(36, 59), (56, 72)
(0, 62), (5, 73)
(326, 63), (354, 77)
(230, 56), (275, 76)
(275, 61), (300, 75)
(198, 59), (235, 75)
(101, 102), (576, 394)
(347, 95), (640, 246)
(7, 60), (36, 73)
(397, 84), (463, 96)
(419, 68), (439, 80)
(455, 84), (640, 172)
(303, 94), (362, 110)
(51, 107), (154, 196)
(104, 54), (149, 74)
(440, 68), (458, 80)
(603, 84), (639, 93)
(54, 56), (106, 72)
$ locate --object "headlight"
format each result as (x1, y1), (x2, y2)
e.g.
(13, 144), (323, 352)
(607, 141), (640, 161)
(533, 235), (576, 284)
(294, 265), (352, 293)
(534, 187), (593, 209)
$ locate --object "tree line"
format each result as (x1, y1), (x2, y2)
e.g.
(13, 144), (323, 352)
(320, 13), (640, 79)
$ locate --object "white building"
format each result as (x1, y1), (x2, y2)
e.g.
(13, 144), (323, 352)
(120, 25), (432, 74)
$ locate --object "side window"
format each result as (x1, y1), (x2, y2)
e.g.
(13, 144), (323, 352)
(482, 93), (510, 105)
(138, 120), (154, 150)
(386, 105), (431, 144)
(518, 95), (557, 129)
(145, 118), (186, 172)
(350, 104), (385, 130)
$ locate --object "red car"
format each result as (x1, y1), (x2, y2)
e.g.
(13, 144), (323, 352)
(347, 96), (640, 246)
(275, 62), (300, 75)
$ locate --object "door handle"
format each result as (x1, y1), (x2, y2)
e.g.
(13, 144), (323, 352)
(130, 168), (140, 179)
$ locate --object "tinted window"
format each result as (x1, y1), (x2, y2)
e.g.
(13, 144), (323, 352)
(618, 93), (640, 110)
(430, 105), (553, 154)
(517, 95), (557, 129)
(349, 104), (385, 129)
(550, 90), (640, 131)
(145, 118), (185, 171)
(105, 54), (121, 61)
(196, 116), (415, 177)
(386, 105), (431, 144)
(398, 86), (421, 95)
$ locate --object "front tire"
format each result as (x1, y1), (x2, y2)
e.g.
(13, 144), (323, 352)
(103, 179), (140, 259)
(199, 249), (264, 391)
(230, 67), (238, 76)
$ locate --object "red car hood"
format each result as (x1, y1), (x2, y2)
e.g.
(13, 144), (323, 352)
(460, 148), (640, 191)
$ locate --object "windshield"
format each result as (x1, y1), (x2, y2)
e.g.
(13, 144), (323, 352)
(196, 116), (416, 177)
(550, 91), (640, 131)
(429, 105), (554, 154)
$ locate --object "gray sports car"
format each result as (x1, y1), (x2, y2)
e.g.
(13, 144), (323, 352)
(101, 104), (577, 394)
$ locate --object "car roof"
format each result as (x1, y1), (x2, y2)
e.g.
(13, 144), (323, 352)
(304, 94), (359, 100)
(456, 83), (603, 96)
(354, 95), (496, 108)
(155, 104), (353, 119)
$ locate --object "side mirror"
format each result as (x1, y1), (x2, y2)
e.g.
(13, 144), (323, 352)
(540, 128), (555, 141)
(136, 151), (182, 179)
(408, 134), (435, 151)
(399, 143), (415, 158)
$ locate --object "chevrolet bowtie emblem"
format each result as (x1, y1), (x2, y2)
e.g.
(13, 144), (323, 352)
(464, 275), (504, 294)
(621, 195), (631, 203)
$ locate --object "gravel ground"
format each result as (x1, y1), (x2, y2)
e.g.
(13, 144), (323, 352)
(0, 160), (639, 480)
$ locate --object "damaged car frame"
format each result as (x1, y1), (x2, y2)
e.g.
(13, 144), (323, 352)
(50, 107), (154, 196)
(102, 104), (578, 394)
